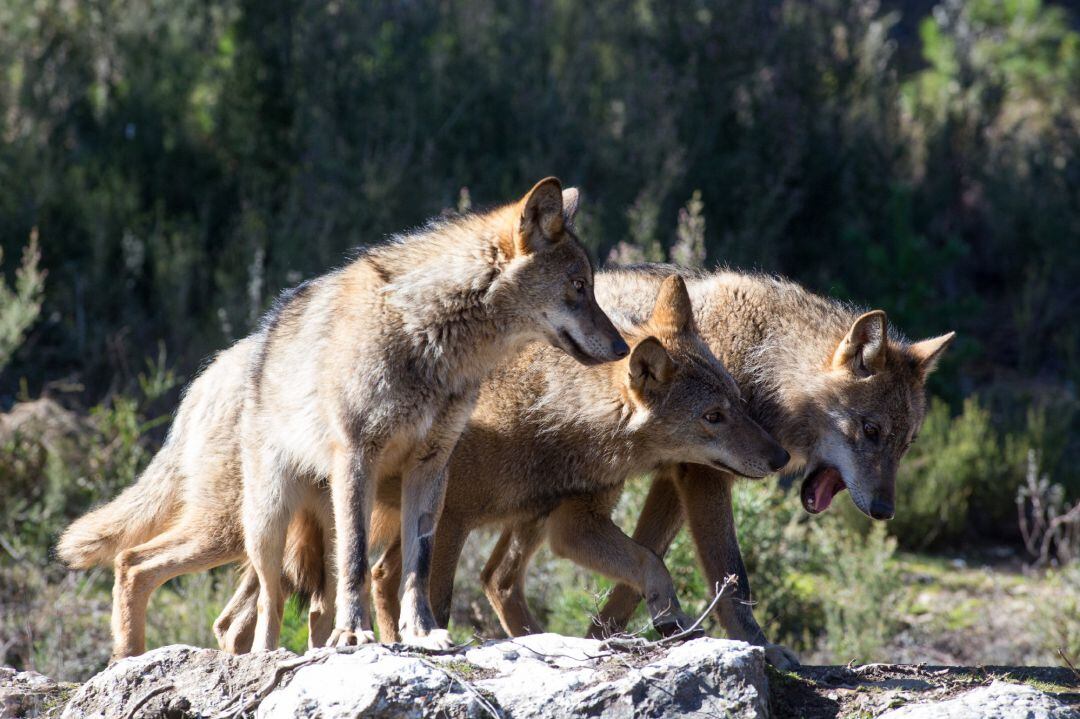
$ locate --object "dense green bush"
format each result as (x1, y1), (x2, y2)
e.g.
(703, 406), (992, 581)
(886, 397), (998, 549)
(0, 232), (45, 375)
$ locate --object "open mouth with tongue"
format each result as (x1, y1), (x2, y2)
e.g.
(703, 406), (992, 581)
(800, 466), (847, 514)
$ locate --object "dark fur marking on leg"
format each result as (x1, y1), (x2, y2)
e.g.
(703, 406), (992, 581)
(415, 534), (433, 584)
(344, 535), (368, 596)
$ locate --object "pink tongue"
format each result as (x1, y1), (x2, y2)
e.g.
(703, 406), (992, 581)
(814, 468), (844, 512)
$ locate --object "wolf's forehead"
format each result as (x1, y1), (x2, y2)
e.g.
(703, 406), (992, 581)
(562, 231), (594, 264)
(880, 378), (924, 439)
(682, 351), (740, 399)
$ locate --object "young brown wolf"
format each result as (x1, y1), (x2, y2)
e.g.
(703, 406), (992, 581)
(58, 178), (628, 658)
(216, 273), (788, 651)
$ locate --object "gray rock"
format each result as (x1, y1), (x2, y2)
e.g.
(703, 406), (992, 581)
(879, 681), (1080, 719)
(260, 634), (768, 719)
(60, 645), (293, 719)
(55, 635), (767, 718)
(0, 667), (76, 718)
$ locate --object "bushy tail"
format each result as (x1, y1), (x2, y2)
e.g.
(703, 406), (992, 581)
(56, 451), (182, 568)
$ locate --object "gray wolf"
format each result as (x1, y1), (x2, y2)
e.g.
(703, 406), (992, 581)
(58, 178), (627, 658)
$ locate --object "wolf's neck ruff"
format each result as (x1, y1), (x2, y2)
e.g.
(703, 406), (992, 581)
(522, 346), (655, 477)
(357, 214), (535, 387)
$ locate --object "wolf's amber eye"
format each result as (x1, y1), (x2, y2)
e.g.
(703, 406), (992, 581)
(863, 421), (880, 442)
(572, 278), (585, 292)
(704, 411), (724, 424)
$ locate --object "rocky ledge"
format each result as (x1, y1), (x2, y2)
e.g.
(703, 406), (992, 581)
(4, 635), (1079, 718)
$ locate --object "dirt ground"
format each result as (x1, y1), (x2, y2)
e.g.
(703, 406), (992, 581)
(771, 663), (1080, 718)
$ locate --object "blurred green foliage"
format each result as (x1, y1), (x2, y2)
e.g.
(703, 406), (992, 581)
(2, 0), (1077, 540)
(0, 231), (45, 374)
(1, 0), (1078, 402)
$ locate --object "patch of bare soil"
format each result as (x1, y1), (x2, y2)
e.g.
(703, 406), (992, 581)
(770, 663), (1080, 718)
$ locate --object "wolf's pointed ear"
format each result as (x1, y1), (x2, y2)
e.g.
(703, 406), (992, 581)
(628, 336), (675, 397)
(562, 188), (580, 230)
(515, 177), (564, 255)
(650, 274), (695, 337)
(832, 310), (887, 377)
(908, 332), (955, 379)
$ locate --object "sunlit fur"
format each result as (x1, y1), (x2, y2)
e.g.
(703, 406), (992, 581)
(594, 265), (951, 517)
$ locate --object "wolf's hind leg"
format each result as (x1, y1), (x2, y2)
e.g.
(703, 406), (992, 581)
(371, 536), (402, 642)
(306, 506), (337, 649)
(481, 517), (546, 636)
(592, 469), (685, 637)
(111, 520), (242, 660)
(243, 446), (300, 652)
(214, 564), (260, 654)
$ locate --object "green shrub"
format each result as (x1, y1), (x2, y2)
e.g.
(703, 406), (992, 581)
(811, 521), (902, 663)
(1036, 563), (1080, 662)
(887, 397), (999, 549)
(0, 230), (45, 374)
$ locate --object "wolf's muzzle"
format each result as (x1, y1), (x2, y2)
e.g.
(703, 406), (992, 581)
(768, 446), (790, 473)
(869, 499), (894, 521)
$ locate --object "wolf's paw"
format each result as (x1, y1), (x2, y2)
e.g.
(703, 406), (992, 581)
(399, 627), (454, 651)
(653, 611), (701, 639)
(764, 642), (800, 670)
(327, 628), (376, 648)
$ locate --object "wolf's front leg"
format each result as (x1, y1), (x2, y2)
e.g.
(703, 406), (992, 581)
(328, 446), (377, 647)
(548, 493), (693, 638)
(674, 464), (800, 669)
(397, 396), (474, 649)
(592, 468), (686, 637)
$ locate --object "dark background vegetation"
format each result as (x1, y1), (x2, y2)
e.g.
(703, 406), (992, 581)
(1, 0), (1079, 680)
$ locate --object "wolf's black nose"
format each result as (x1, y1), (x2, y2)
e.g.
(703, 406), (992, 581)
(869, 499), (894, 521)
(612, 338), (630, 358)
(768, 447), (790, 472)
